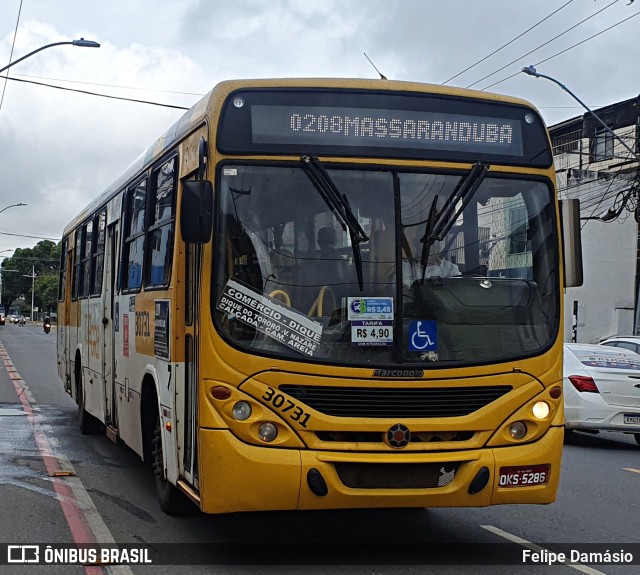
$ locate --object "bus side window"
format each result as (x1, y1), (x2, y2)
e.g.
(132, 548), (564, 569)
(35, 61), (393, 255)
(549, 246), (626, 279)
(147, 158), (176, 287)
(72, 228), (83, 300)
(121, 178), (147, 291)
(81, 220), (93, 297)
(58, 238), (68, 302)
(92, 211), (106, 295)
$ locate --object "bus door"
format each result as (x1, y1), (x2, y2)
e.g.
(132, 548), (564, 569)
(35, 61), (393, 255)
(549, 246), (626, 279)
(61, 241), (73, 393)
(103, 222), (119, 433)
(180, 240), (202, 488)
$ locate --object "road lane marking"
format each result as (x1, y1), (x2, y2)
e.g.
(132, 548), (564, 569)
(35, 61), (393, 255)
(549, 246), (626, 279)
(481, 525), (608, 575)
(1, 343), (133, 575)
(623, 468), (640, 474)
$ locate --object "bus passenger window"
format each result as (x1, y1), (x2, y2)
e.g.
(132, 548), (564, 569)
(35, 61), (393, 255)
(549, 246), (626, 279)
(92, 211), (106, 295)
(72, 230), (83, 300)
(122, 178), (147, 291)
(81, 220), (93, 297)
(58, 238), (68, 302)
(147, 158), (176, 287)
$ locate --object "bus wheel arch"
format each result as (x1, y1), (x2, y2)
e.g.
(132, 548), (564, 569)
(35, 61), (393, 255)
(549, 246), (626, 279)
(140, 374), (185, 514)
(75, 349), (102, 435)
(140, 375), (159, 465)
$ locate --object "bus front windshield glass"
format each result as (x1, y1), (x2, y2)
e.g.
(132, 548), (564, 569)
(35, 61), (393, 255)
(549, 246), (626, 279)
(213, 163), (559, 367)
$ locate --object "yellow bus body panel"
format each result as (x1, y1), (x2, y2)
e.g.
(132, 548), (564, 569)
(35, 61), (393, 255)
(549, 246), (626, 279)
(198, 426), (562, 513)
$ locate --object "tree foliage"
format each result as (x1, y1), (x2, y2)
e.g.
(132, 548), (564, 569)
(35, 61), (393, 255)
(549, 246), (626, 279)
(1, 240), (60, 314)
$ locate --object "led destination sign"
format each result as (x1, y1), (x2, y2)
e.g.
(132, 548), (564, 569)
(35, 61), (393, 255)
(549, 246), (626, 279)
(251, 105), (523, 156)
(217, 89), (552, 166)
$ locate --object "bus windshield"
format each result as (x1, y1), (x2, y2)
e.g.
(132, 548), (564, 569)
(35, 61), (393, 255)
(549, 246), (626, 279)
(213, 163), (559, 367)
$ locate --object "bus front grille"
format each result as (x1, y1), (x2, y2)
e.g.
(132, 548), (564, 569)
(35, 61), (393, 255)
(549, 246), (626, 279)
(315, 430), (474, 443)
(334, 462), (461, 489)
(279, 385), (511, 418)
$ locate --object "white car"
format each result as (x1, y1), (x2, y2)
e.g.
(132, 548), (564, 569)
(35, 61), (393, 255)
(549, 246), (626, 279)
(599, 335), (640, 354)
(564, 343), (640, 446)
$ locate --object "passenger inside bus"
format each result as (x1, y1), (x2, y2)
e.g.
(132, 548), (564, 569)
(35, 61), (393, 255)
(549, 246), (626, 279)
(317, 226), (339, 256)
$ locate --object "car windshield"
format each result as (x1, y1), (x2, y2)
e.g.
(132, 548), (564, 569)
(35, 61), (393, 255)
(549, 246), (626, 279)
(212, 163), (559, 367)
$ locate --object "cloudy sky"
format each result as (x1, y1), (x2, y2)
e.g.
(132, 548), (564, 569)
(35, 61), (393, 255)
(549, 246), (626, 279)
(0, 0), (638, 258)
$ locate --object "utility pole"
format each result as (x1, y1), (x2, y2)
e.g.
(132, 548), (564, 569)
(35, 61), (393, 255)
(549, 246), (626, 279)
(23, 266), (36, 322)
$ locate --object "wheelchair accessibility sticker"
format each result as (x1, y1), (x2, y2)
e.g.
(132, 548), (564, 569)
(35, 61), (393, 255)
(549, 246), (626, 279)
(408, 320), (437, 352)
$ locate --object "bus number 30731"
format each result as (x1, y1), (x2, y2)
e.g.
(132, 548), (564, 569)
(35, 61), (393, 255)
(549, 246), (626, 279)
(261, 386), (311, 427)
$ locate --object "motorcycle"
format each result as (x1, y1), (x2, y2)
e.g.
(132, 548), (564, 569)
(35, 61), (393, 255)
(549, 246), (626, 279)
(43, 318), (51, 334)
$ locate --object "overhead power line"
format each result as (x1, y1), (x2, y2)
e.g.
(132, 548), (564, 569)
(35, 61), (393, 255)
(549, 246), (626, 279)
(0, 74), (191, 110)
(442, 0), (576, 85)
(480, 9), (640, 90)
(10, 72), (205, 97)
(467, 0), (621, 89)
(0, 0), (24, 111)
(0, 230), (60, 241)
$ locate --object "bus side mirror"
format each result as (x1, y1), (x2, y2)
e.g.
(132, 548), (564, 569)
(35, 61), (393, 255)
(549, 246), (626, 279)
(560, 198), (583, 288)
(181, 180), (213, 244)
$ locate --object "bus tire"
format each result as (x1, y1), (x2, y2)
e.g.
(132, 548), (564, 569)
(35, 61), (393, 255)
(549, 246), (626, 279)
(76, 355), (102, 435)
(152, 414), (184, 515)
(634, 433), (640, 447)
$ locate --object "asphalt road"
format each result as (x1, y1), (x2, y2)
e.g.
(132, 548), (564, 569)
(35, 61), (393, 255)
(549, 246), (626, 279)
(0, 322), (639, 575)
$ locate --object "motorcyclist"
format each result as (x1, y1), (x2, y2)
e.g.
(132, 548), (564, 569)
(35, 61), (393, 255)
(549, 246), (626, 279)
(43, 315), (51, 333)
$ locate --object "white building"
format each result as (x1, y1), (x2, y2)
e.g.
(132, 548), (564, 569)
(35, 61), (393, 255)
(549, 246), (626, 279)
(548, 96), (639, 342)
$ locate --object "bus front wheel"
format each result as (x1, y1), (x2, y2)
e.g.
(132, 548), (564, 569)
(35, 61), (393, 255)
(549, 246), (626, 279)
(152, 415), (184, 514)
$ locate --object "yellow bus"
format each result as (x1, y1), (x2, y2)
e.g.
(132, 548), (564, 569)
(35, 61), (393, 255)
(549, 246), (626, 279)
(58, 78), (580, 514)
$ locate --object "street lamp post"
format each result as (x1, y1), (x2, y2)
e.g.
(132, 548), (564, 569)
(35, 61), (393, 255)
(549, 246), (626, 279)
(521, 65), (639, 160)
(0, 202), (27, 215)
(0, 38), (100, 75)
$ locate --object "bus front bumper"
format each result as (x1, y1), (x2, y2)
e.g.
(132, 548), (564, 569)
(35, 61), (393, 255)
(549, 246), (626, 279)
(197, 426), (563, 514)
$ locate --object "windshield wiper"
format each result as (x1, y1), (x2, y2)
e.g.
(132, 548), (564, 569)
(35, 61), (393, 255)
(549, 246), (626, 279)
(301, 154), (369, 290)
(420, 162), (490, 282)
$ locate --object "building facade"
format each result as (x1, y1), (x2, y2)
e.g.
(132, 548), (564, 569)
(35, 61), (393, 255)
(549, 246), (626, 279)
(549, 96), (640, 342)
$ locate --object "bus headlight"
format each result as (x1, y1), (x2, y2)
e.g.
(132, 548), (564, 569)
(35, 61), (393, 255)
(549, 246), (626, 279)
(232, 401), (252, 421)
(509, 421), (527, 440)
(258, 422), (278, 442)
(532, 401), (550, 420)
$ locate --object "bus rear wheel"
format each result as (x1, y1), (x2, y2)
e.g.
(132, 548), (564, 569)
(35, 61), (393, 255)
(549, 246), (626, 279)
(152, 416), (184, 515)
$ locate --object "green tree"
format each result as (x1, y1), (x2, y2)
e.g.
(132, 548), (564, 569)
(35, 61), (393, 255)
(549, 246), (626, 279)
(36, 273), (59, 315)
(1, 240), (61, 313)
